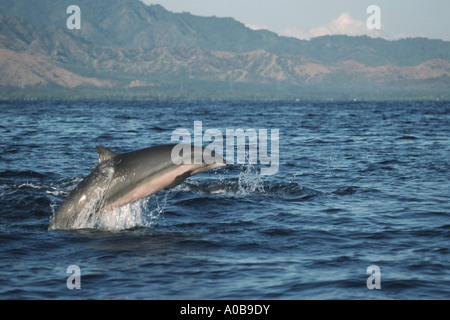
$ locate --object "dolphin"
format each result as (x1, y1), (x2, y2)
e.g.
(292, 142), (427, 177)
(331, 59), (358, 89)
(49, 144), (226, 230)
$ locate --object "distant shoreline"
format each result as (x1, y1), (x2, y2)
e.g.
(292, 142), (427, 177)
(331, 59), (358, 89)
(1, 87), (448, 102)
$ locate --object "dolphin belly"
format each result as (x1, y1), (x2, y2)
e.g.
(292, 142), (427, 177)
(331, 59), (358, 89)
(99, 164), (217, 213)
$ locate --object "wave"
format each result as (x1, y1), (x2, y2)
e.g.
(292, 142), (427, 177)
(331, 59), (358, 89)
(2, 162), (363, 231)
(397, 135), (419, 140)
(179, 177), (334, 204)
(88, 196), (166, 231)
(0, 170), (49, 179)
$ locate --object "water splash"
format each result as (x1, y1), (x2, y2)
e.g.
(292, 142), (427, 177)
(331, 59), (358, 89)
(50, 191), (169, 232)
(237, 162), (265, 195)
(48, 165), (171, 231)
(92, 198), (162, 231)
(181, 162), (266, 197)
(92, 196), (166, 231)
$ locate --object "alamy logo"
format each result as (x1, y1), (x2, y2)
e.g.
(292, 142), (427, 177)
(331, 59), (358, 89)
(367, 5), (381, 30)
(67, 5), (81, 30)
(171, 121), (279, 176)
(66, 265), (81, 290)
(366, 265), (381, 290)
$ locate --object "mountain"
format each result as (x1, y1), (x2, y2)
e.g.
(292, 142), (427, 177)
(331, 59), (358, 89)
(0, 0), (449, 100)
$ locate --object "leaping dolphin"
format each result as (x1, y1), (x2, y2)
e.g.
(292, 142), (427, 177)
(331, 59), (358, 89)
(49, 144), (226, 230)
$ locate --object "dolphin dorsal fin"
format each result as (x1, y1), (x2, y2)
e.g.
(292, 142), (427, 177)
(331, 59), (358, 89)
(96, 146), (118, 164)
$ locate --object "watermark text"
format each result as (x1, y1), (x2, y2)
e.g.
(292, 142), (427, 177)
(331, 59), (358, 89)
(66, 265), (81, 290)
(367, 5), (381, 30)
(171, 121), (279, 176)
(67, 5), (81, 30)
(366, 265), (381, 290)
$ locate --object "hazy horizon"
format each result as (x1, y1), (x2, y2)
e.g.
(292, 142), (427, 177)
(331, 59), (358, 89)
(141, 0), (450, 41)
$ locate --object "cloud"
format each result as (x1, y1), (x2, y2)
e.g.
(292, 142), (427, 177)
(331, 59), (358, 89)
(245, 23), (269, 31)
(280, 26), (310, 40)
(281, 13), (381, 40)
(310, 13), (367, 37)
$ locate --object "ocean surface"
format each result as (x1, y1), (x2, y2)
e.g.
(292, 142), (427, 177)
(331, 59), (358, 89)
(0, 100), (449, 300)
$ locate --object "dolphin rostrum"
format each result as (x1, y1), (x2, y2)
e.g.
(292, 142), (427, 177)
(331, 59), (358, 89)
(49, 144), (226, 230)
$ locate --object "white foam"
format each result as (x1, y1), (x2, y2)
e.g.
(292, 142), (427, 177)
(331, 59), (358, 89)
(237, 162), (265, 195)
(91, 191), (169, 231)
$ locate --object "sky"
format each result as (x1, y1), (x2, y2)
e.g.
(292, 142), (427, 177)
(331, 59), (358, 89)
(141, 0), (450, 41)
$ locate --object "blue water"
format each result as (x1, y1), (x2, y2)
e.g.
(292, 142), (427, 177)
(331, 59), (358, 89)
(1, 100), (449, 300)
